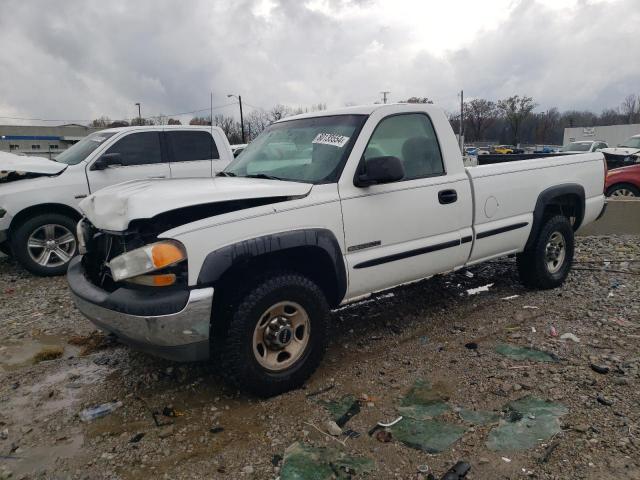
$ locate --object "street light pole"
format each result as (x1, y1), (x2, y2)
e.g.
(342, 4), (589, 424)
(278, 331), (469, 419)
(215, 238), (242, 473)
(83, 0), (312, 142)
(227, 94), (245, 143)
(135, 102), (141, 125)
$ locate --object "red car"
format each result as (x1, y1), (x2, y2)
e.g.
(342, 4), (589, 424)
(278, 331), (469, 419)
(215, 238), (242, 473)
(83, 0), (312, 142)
(606, 163), (640, 197)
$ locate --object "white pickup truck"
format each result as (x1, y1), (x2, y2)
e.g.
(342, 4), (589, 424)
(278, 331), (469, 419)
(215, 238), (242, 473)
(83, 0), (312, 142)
(0, 126), (233, 275)
(67, 104), (606, 397)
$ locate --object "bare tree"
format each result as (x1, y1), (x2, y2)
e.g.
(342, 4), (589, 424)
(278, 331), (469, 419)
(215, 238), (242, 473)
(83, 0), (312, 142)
(534, 108), (560, 143)
(167, 118), (182, 125)
(497, 95), (536, 145)
(269, 104), (290, 122)
(90, 116), (111, 127)
(402, 97), (434, 104)
(621, 94), (639, 124)
(189, 116), (211, 126)
(464, 99), (498, 141)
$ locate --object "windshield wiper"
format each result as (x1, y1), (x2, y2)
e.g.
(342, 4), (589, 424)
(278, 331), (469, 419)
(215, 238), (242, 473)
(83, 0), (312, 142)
(216, 171), (236, 177)
(244, 173), (283, 181)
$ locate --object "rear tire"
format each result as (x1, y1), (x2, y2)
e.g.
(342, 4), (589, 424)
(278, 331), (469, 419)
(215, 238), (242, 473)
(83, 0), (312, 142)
(11, 213), (78, 276)
(606, 183), (639, 197)
(217, 272), (329, 397)
(517, 215), (574, 290)
(0, 241), (12, 257)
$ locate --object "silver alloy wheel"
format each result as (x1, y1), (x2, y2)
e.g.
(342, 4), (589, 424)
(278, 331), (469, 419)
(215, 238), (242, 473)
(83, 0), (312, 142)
(544, 231), (566, 274)
(610, 188), (636, 197)
(27, 224), (76, 267)
(252, 301), (311, 372)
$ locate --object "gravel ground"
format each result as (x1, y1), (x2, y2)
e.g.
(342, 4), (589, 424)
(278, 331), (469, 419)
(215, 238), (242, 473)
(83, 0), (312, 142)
(0, 235), (639, 480)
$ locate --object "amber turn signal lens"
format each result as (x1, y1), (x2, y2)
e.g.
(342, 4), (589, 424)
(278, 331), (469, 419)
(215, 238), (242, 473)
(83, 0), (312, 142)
(127, 273), (176, 287)
(151, 243), (186, 269)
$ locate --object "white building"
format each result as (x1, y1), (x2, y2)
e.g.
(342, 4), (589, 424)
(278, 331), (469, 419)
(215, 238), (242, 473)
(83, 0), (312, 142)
(563, 123), (640, 147)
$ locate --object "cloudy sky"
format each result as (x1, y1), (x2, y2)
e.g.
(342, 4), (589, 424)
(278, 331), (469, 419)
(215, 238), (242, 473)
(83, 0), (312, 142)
(0, 0), (638, 125)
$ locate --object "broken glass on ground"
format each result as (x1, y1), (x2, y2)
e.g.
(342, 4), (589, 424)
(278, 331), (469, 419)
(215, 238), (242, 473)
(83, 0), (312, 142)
(397, 379), (450, 420)
(391, 380), (465, 453)
(457, 408), (500, 426)
(486, 396), (568, 451)
(318, 394), (361, 427)
(494, 343), (557, 362)
(280, 442), (374, 480)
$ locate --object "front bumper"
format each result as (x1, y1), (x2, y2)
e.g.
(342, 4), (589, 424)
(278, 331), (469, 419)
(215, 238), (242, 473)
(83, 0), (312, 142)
(67, 256), (213, 362)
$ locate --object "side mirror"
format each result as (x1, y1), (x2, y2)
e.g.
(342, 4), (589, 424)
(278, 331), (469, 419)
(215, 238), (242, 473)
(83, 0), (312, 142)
(355, 156), (405, 187)
(91, 153), (123, 171)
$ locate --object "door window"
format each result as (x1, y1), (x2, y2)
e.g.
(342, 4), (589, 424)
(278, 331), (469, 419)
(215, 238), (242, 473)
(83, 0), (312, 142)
(104, 132), (162, 166)
(364, 114), (444, 181)
(166, 131), (218, 162)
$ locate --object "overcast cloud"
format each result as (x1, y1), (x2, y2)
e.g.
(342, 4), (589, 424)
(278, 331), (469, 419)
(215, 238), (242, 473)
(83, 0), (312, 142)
(0, 0), (638, 124)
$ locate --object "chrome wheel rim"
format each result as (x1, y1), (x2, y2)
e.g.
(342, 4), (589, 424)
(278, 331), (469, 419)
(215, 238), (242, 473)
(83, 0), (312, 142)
(544, 231), (566, 274)
(27, 224), (76, 267)
(252, 301), (310, 372)
(611, 188), (636, 197)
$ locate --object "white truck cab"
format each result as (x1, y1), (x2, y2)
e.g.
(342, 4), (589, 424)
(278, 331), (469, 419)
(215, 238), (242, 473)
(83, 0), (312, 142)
(68, 104), (606, 397)
(0, 125), (233, 275)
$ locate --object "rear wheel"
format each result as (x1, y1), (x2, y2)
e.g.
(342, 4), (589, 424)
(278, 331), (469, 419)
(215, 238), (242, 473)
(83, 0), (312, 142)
(517, 215), (574, 289)
(217, 272), (329, 397)
(606, 183), (639, 197)
(11, 213), (78, 276)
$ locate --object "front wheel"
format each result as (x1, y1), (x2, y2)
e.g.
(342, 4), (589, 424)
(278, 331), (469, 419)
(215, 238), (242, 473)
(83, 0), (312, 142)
(517, 215), (574, 289)
(217, 272), (329, 397)
(11, 213), (78, 276)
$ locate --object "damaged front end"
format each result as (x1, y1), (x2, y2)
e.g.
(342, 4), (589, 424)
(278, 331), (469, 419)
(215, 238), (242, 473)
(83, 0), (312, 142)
(603, 152), (639, 170)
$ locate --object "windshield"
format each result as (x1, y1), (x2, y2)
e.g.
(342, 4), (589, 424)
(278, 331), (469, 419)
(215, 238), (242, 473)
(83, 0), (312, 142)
(223, 115), (367, 183)
(620, 137), (640, 149)
(55, 131), (116, 165)
(561, 142), (590, 152)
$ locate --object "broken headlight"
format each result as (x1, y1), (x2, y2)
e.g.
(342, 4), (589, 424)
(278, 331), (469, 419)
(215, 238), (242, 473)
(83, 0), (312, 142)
(107, 240), (187, 283)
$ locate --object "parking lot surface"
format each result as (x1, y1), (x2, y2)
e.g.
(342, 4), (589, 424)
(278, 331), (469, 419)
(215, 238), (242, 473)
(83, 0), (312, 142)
(1, 235), (639, 479)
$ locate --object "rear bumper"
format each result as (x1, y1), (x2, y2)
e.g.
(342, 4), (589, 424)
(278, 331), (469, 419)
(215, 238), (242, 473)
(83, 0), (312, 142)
(67, 256), (212, 362)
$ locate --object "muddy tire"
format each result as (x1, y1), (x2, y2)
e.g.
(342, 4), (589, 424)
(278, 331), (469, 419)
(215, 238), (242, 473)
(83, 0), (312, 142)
(517, 215), (574, 290)
(11, 213), (78, 276)
(217, 272), (329, 397)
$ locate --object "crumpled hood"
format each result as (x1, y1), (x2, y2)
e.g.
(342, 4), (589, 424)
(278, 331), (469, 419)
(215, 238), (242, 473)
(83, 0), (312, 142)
(0, 151), (67, 175)
(600, 146), (640, 157)
(80, 177), (313, 231)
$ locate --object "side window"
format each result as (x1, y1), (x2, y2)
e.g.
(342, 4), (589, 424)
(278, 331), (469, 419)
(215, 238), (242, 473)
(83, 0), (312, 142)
(166, 131), (219, 162)
(105, 132), (162, 166)
(364, 113), (444, 181)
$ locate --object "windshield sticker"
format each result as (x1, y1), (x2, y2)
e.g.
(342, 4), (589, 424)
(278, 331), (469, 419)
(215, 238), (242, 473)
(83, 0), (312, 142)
(312, 133), (350, 148)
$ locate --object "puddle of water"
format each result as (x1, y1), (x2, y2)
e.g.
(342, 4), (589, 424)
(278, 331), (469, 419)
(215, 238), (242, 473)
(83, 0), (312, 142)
(280, 442), (375, 480)
(494, 343), (557, 362)
(486, 396), (568, 451)
(397, 379), (450, 420)
(0, 335), (79, 371)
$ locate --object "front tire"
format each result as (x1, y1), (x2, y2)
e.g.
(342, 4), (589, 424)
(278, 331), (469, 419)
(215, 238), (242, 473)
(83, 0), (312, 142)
(517, 215), (574, 289)
(217, 272), (329, 397)
(11, 213), (78, 276)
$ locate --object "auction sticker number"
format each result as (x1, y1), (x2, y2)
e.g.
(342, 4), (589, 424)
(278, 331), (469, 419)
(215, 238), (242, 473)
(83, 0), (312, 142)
(312, 133), (350, 148)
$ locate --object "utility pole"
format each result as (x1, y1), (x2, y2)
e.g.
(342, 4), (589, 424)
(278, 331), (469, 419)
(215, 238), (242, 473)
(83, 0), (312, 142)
(380, 91), (390, 104)
(135, 102), (141, 125)
(459, 90), (464, 152)
(227, 94), (245, 143)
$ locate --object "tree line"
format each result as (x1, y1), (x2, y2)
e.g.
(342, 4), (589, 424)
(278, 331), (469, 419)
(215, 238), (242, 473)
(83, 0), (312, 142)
(90, 94), (640, 146)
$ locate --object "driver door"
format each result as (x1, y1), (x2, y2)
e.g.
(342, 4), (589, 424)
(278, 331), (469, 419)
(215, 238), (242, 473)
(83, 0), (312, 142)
(86, 131), (170, 193)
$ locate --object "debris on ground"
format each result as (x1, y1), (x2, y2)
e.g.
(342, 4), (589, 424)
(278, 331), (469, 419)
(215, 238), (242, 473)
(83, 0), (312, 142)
(79, 401), (123, 422)
(466, 283), (494, 295)
(494, 343), (557, 362)
(457, 408), (500, 426)
(32, 346), (64, 363)
(67, 331), (114, 356)
(559, 332), (580, 342)
(397, 380), (450, 420)
(486, 396), (568, 451)
(375, 430), (392, 443)
(324, 420), (342, 436)
(318, 394), (361, 427)
(280, 442), (374, 480)
(392, 417), (466, 453)
(590, 363), (610, 374)
(440, 461), (471, 480)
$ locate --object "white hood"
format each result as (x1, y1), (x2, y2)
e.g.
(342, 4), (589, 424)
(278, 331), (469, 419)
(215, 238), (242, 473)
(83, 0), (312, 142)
(0, 151), (67, 175)
(80, 177), (313, 231)
(600, 146), (640, 156)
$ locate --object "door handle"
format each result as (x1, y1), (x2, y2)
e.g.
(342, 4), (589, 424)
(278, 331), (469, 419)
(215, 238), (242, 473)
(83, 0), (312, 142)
(438, 189), (458, 204)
